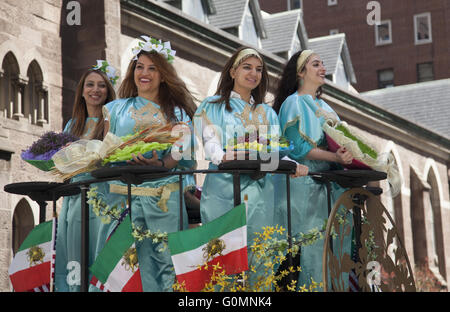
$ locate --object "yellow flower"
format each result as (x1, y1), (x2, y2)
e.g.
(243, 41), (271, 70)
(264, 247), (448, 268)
(299, 285), (308, 292)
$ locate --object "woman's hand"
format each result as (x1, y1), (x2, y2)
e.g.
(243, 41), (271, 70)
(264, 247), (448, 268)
(291, 164), (309, 178)
(335, 146), (353, 165)
(127, 150), (162, 166)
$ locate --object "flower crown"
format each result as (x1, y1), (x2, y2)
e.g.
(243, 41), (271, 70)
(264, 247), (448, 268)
(92, 60), (119, 86)
(131, 35), (176, 63)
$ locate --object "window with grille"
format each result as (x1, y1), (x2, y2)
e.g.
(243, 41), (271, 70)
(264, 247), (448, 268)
(417, 62), (434, 82)
(377, 68), (394, 88)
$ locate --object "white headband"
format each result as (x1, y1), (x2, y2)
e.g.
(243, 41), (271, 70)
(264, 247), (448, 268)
(232, 48), (262, 69)
(296, 50), (315, 73)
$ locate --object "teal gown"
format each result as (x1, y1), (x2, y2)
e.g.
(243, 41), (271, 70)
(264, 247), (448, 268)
(273, 92), (352, 290)
(194, 94), (280, 287)
(54, 117), (107, 292)
(102, 96), (194, 292)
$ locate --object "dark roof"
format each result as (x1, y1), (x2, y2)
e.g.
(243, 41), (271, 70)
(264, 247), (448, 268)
(208, 0), (248, 29)
(308, 33), (356, 83)
(362, 79), (450, 139)
(261, 10), (301, 54)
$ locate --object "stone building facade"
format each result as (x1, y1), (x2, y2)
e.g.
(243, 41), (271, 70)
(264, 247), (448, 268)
(0, 0), (449, 291)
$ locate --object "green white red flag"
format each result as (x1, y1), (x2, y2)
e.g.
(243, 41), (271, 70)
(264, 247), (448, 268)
(89, 215), (142, 292)
(9, 218), (56, 292)
(168, 203), (248, 291)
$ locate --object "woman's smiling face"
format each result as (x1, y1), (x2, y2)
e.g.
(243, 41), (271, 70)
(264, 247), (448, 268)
(230, 56), (263, 93)
(134, 54), (162, 97)
(299, 54), (326, 87)
(82, 72), (108, 108)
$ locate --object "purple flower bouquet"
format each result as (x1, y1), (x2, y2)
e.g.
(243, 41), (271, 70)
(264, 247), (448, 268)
(21, 131), (79, 171)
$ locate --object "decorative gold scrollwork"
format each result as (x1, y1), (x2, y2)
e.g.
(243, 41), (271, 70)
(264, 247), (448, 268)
(322, 188), (416, 292)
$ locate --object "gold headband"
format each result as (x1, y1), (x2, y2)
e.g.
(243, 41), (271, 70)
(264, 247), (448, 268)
(232, 48), (262, 69)
(296, 50), (315, 73)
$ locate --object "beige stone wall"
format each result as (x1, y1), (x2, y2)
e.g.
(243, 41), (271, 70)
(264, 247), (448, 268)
(0, 0), (66, 291)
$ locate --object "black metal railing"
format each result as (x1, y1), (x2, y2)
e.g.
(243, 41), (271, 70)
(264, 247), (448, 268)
(4, 160), (386, 291)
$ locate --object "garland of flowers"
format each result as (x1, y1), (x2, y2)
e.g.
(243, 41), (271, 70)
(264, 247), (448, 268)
(87, 186), (168, 251)
(132, 35), (176, 63)
(92, 60), (119, 86)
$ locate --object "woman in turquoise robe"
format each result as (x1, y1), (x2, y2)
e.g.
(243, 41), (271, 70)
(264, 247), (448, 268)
(196, 93), (280, 239)
(55, 66), (116, 292)
(272, 50), (354, 290)
(195, 47), (307, 288)
(100, 37), (197, 292)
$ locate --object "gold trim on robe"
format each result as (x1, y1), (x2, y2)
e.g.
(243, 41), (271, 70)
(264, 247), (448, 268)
(234, 103), (269, 128)
(129, 102), (166, 133)
(110, 182), (179, 212)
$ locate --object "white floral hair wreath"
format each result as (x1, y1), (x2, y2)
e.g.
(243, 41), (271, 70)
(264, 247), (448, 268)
(92, 60), (119, 86)
(131, 35), (176, 63)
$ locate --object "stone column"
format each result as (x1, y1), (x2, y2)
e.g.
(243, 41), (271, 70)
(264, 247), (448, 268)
(37, 84), (48, 125)
(12, 76), (27, 120)
(0, 70), (4, 118)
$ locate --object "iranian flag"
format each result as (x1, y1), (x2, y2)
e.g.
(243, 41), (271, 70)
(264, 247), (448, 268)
(9, 218), (56, 292)
(168, 203), (248, 292)
(89, 215), (142, 292)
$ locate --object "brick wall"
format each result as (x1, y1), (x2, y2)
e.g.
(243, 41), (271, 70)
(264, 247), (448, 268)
(301, 0), (450, 92)
(259, 0), (450, 92)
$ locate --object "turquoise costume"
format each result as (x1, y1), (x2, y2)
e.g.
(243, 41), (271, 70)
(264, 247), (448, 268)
(274, 92), (351, 289)
(102, 96), (194, 292)
(195, 94), (280, 285)
(55, 117), (107, 292)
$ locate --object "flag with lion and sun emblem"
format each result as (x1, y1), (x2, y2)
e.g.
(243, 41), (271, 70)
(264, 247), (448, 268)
(168, 203), (248, 292)
(89, 215), (142, 292)
(9, 218), (56, 292)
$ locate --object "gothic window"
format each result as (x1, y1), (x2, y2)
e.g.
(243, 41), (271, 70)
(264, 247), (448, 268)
(426, 169), (446, 280)
(12, 199), (35, 255)
(1, 52), (20, 119)
(26, 61), (48, 125)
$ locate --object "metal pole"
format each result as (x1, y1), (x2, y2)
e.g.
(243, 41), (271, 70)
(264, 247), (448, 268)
(80, 185), (89, 292)
(51, 192), (57, 293)
(325, 181), (333, 254)
(179, 174), (183, 231)
(52, 193), (57, 218)
(127, 183), (132, 220)
(233, 171), (241, 206)
(38, 201), (47, 224)
(286, 174), (293, 265)
(352, 194), (363, 263)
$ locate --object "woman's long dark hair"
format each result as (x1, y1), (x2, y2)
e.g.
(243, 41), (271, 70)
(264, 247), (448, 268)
(212, 46), (269, 112)
(118, 50), (197, 121)
(273, 50), (322, 114)
(70, 69), (116, 139)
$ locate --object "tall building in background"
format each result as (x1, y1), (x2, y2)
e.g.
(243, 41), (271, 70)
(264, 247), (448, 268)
(259, 0), (450, 92)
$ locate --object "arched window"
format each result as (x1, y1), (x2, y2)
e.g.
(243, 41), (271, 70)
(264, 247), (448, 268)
(26, 61), (48, 125)
(389, 153), (404, 242)
(426, 168), (446, 280)
(380, 153), (404, 260)
(1, 52), (21, 119)
(12, 199), (35, 255)
(410, 166), (428, 266)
